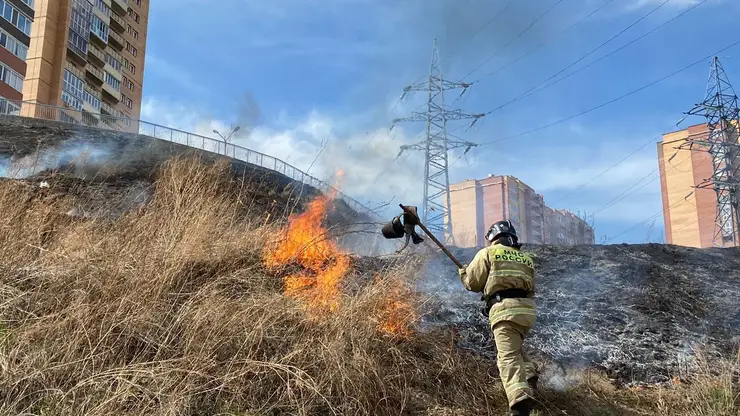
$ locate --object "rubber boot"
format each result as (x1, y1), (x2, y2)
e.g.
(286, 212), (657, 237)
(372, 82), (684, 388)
(509, 398), (534, 416)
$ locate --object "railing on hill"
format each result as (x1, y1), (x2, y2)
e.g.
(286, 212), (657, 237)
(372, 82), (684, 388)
(0, 99), (377, 217)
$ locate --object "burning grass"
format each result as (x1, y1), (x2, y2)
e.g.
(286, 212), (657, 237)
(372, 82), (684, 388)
(0, 155), (736, 415)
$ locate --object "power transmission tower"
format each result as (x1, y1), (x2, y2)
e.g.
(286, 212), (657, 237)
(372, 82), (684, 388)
(679, 56), (740, 247)
(390, 39), (485, 244)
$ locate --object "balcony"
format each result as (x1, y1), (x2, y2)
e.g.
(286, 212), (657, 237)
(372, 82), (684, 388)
(102, 82), (121, 102)
(89, 28), (108, 48)
(109, 12), (125, 33)
(67, 42), (87, 65)
(100, 100), (114, 114)
(82, 100), (100, 115)
(83, 88), (102, 114)
(85, 64), (105, 85)
(66, 63), (85, 82)
(111, 0), (127, 16)
(87, 44), (105, 67)
(92, 5), (110, 26)
(108, 31), (125, 51)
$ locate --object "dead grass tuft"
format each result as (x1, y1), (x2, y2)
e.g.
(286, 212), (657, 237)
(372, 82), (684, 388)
(0, 156), (736, 415)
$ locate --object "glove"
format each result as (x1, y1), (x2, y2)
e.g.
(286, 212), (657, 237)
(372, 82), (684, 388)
(457, 266), (467, 278)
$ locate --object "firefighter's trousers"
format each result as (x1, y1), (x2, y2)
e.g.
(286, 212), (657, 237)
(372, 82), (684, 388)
(493, 320), (537, 408)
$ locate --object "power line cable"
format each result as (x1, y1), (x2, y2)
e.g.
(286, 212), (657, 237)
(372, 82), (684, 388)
(460, 0), (565, 80)
(591, 151), (692, 217)
(475, 37), (740, 146)
(604, 157), (711, 243)
(459, 0), (517, 59)
(477, 0), (670, 117)
(604, 196), (686, 243)
(547, 136), (659, 207)
(482, 0), (617, 79)
(389, 0), (517, 112)
(485, 0), (711, 114)
(592, 169), (661, 215)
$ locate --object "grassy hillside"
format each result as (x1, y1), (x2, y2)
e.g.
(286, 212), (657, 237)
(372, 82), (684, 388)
(0, 156), (736, 415)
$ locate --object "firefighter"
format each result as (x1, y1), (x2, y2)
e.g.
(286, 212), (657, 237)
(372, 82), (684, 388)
(457, 220), (538, 416)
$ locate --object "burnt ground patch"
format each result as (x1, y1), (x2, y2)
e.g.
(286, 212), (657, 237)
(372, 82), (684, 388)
(416, 244), (740, 385)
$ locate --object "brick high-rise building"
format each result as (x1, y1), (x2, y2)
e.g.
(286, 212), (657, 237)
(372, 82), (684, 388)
(20, 0), (148, 128)
(658, 122), (739, 248)
(544, 207), (595, 245)
(448, 174), (594, 248)
(0, 0), (34, 113)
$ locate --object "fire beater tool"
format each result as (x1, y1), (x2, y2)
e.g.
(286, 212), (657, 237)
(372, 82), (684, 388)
(381, 203), (463, 269)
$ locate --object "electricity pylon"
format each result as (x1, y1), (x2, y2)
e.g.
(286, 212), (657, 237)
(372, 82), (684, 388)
(391, 39), (485, 245)
(679, 56), (740, 247)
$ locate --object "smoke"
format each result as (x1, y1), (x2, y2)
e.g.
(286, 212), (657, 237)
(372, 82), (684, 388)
(2, 141), (114, 179)
(0, 156), (8, 177)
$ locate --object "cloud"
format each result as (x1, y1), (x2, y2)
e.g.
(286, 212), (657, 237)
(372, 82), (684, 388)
(140, 93), (674, 227)
(140, 97), (426, 214)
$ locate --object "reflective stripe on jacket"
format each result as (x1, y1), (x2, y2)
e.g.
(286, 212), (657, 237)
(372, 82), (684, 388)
(459, 242), (536, 328)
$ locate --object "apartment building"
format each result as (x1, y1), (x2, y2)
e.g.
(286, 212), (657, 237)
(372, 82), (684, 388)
(658, 122), (739, 248)
(544, 207), (596, 245)
(0, 0), (34, 113)
(21, 0), (148, 130)
(448, 174), (595, 248)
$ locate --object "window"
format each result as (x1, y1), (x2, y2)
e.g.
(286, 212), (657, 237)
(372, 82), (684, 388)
(21, 0), (33, 8)
(69, 0), (92, 38)
(96, 0), (111, 17)
(0, 29), (28, 60)
(105, 52), (122, 72)
(0, 98), (20, 115)
(0, 0), (33, 36)
(123, 58), (136, 75)
(0, 62), (23, 92)
(91, 15), (109, 42)
(127, 9), (140, 23)
(62, 91), (83, 111)
(123, 76), (134, 91)
(63, 68), (85, 100)
(104, 71), (120, 91)
(83, 89), (101, 110)
(68, 29), (88, 56)
(122, 94), (132, 109)
(127, 24), (138, 40)
(125, 41), (137, 57)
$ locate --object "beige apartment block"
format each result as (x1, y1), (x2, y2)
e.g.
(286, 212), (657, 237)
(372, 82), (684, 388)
(658, 122), (740, 248)
(22, 0), (148, 130)
(448, 174), (594, 248)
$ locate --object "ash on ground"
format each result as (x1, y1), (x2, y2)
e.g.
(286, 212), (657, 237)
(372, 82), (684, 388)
(413, 243), (740, 386)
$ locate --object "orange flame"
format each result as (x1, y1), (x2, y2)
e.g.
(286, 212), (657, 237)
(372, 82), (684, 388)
(264, 170), (416, 336)
(264, 179), (349, 316)
(375, 275), (417, 339)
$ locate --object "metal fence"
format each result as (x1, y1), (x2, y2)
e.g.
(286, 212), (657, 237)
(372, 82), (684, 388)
(0, 99), (377, 216)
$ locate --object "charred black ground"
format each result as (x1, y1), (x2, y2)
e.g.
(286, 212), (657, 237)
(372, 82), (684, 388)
(416, 244), (740, 385)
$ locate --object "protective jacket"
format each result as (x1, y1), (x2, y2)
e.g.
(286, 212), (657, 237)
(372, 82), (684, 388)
(459, 242), (536, 329)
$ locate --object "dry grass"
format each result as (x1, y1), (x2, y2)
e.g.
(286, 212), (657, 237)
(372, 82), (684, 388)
(0, 156), (736, 415)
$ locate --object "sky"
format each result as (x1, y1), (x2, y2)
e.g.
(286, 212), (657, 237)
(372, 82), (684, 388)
(138, 0), (740, 245)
